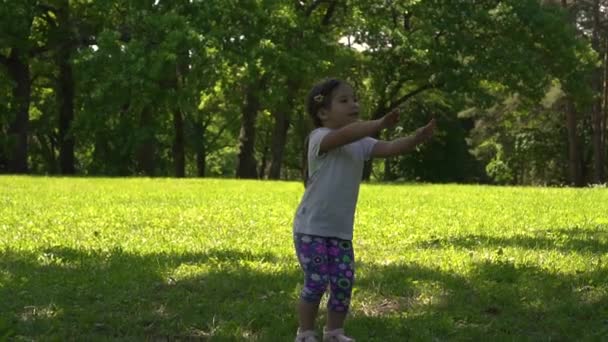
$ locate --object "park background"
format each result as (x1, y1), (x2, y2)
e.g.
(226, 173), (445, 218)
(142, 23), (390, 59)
(2, 1), (608, 341)
(2, 0), (607, 186)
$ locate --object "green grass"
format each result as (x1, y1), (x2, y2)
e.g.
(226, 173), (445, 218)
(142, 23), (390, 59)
(1, 176), (607, 341)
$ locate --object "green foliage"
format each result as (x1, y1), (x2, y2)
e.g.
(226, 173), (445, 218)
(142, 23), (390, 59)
(1, 177), (607, 339)
(483, 141), (514, 184)
(467, 82), (573, 185)
(0, 0), (601, 185)
(381, 91), (484, 183)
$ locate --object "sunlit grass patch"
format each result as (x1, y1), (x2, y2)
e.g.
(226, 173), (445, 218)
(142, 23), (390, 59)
(1, 176), (607, 340)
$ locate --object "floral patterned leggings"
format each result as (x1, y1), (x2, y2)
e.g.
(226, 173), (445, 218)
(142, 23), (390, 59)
(294, 233), (355, 312)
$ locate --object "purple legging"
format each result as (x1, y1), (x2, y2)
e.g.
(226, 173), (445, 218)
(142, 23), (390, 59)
(294, 233), (355, 312)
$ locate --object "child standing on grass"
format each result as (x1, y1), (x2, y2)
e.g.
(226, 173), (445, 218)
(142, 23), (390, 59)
(292, 78), (436, 342)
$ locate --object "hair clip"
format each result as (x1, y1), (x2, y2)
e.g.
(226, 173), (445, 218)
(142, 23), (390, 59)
(313, 94), (324, 103)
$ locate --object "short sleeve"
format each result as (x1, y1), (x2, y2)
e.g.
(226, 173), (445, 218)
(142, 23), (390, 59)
(308, 128), (331, 159)
(359, 137), (378, 161)
(306, 128), (331, 178)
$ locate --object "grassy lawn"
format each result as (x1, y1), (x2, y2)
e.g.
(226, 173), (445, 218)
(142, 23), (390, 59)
(1, 176), (607, 341)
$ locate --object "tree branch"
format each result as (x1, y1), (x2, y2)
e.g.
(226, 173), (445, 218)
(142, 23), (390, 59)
(305, 0), (325, 17)
(38, 3), (59, 14)
(294, 0), (305, 12)
(30, 45), (51, 57)
(403, 11), (412, 31)
(391, 3), (399, 29)
(389, 82), (443, 111)
(372, 94), (388, 120)
(30, 73), (43, 85)
(79, 36), (97, 47)
(209, 124), (227, 148)
(387, 79), (406, 101)
(321, 0), (337, 26)
(202, 110), (214, 130)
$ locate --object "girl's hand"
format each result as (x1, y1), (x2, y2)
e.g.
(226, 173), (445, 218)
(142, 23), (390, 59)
(414, 118), (436, 143)
(380, 107), (400, 130)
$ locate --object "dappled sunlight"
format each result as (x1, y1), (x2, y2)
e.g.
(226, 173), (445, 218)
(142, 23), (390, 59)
(2, 179), (608, 339)
(574, 285), (607, 306)
(19, 304), (61, 322)
(355, 297), (408, 317)
(0, 246), (302, 339)
(410, 227), (608, 260)
(347, 255), (608, 339)
(354, 284), (451, 318)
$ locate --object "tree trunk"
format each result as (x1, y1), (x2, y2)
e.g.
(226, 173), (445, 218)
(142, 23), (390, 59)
(193, 119), (206, 177)
(383, 157), (395, 181)
(57, 49), (76, 174)
(5, 48), (31, 174)
(559, 0), (586, 187)
(268, 109), (290, 179)
(259, 139), (270, 179)
(34, 131), (59, 174)
(268, 81), (296, 179)
(196, 145), (206, 177)
(173, 108), (185, 177)
(565, 99), (584, 186)
(92, 130), (108, 174)
(362, 104), (387, 180)
(56, 1), (76, 174)
(602, 36), (608, 180)
(172, 50), (189, 178)
(600, 34), (608, 183)
(591, 0), (605, 183)
(135, 107), (156, 176)
(236, 79), (265, 179)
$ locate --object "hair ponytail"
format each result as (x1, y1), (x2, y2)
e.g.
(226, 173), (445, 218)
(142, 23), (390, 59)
(302, 78), (345, 188)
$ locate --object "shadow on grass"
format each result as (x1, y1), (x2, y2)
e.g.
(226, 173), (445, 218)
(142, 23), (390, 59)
(415, 226), (608, 255)
(1, 239), (607, 341)
(353, 259), (608, 341)
(0, 247), (301, 340)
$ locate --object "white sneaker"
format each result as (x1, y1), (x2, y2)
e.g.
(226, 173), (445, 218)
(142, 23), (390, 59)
(322, 328), (355, 342)
(295, 329), (319, 342)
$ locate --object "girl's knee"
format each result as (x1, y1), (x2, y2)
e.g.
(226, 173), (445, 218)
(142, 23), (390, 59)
(328, 294), (351, 312)
(301, 280), (328, 302)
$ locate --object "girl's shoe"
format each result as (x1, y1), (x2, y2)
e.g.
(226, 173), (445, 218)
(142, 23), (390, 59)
(295, 329), (319, 342)
(322, 328), (355, 342)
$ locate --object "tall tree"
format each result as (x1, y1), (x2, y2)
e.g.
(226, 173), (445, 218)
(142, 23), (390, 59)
(54, 0), (76, 174)
(267, 79), (298, 179)
(0, 1), (39, 173)
(236, 75), (266, 179)
(585, 0), (606, 183)
(559, 0), (586, 186)
(556, 0), (605, 185)
(344, 0), (595, 181)
(564, 97), (585, 186)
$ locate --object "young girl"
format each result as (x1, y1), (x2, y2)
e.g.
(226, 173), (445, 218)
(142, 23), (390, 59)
(293, 78), (436, 342)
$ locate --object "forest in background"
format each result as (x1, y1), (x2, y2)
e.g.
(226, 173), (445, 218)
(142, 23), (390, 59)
(1, 0), (607, 186)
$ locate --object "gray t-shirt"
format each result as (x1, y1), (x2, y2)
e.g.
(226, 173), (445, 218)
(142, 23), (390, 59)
(293, 127), (378, 240)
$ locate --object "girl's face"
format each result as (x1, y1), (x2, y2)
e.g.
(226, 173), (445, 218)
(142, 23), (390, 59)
(319, 83), (360, 129)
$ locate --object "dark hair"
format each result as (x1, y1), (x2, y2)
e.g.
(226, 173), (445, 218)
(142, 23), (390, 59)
(302, 78), (346, 187)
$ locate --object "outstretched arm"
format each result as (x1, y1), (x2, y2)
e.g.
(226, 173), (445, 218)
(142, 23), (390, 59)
(371, 119), (436, 158)
(319, 109), (400, 154)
